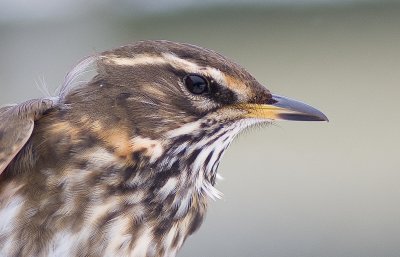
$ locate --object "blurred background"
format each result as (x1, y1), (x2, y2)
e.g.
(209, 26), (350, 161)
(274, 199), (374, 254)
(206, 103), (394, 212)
(1, 0), (400, 256)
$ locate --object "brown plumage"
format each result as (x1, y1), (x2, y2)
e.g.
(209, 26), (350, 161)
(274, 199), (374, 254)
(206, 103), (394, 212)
(0, 40), (327, 257)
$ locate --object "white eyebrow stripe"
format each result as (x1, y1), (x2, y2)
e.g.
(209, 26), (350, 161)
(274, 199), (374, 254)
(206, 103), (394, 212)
(163, 53), (200, 71)
(102, 53), (223, 80)
(102, 54), (168, 66)
(102, 53), (248, 98)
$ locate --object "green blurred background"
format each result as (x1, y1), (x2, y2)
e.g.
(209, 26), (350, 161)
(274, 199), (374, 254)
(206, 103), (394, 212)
(1, 1), (400, 256)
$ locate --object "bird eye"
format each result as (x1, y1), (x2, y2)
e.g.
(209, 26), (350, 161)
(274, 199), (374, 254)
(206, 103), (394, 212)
(183, 74), (209, 95)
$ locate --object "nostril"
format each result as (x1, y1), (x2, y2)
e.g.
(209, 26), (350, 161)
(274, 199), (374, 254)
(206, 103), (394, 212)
(249, 92), (277, 105)
(266, 96), (278, 105)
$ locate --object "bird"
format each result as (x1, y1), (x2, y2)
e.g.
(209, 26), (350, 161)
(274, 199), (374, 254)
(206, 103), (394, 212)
(0, 40), (327, 257)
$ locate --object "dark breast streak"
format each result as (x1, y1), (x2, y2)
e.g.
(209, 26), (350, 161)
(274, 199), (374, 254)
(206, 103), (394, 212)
(0, 112), (208, 257)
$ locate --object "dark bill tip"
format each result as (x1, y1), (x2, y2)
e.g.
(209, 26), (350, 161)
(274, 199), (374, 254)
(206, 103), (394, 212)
(272, 94), (329, 122)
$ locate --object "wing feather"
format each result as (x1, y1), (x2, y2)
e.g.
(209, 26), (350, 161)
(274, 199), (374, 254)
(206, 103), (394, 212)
(0, 98), (56, 174)
(0, 55), (96, 175)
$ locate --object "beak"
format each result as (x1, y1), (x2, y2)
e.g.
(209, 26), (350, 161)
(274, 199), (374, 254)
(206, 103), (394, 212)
(240, 94), (328, 122)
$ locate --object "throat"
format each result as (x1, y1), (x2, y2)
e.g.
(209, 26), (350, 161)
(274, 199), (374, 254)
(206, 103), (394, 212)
(162, 120), (242, 200)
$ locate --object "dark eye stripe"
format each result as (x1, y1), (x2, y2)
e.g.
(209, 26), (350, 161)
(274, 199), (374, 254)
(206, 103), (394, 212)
(208, 81), (237, 104)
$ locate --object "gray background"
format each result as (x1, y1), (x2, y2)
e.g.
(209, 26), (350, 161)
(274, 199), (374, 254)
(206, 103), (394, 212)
(1, 1), (399, 256)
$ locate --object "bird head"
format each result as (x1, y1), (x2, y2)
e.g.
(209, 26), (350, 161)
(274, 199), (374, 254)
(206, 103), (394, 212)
(0, 41), (328, 256)
(59, 40), (327, 198)
(68, 40), (326, 132)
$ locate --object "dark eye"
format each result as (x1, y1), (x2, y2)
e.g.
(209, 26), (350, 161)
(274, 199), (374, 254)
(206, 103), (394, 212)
(184, 74), (209, 95)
